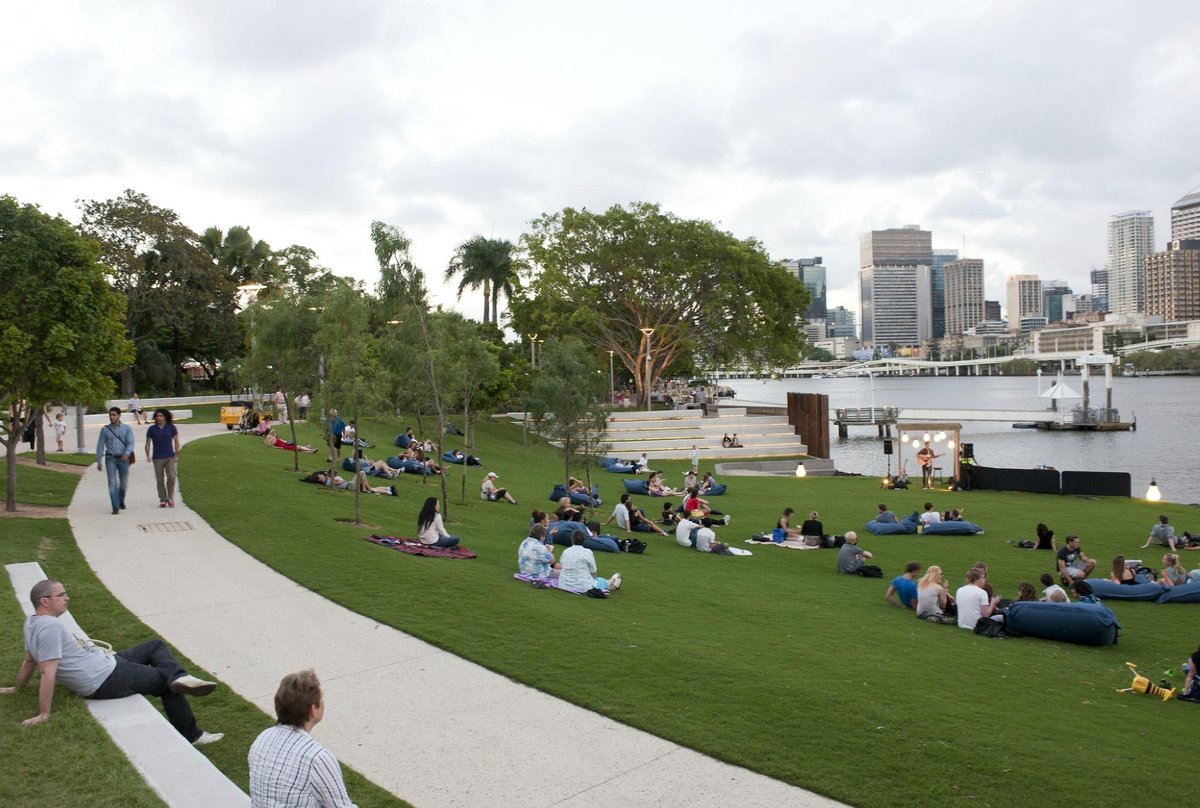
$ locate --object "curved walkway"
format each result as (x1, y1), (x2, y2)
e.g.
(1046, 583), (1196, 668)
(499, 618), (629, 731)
(68, 422), (842, 808)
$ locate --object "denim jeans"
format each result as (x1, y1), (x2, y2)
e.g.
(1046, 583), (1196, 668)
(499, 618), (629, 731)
(88, 640), (199, 742)
(105, 457), (129, 510)
(432, 535), (460, 548)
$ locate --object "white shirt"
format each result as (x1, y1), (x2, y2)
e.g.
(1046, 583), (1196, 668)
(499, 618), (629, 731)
(954, 584), (989, 629)
(675, 518), (700, 548)
(610, 503), (629, 530)
(920, 510), (942, 526)
(249, 724), (356, 807)
(559, 545), (598, 593)
(1041, 584), (1069, 602)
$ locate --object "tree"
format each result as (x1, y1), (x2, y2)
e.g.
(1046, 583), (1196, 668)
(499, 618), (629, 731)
(200, 225), (279, 288)
(445, 236), (524, 326)
(0, 196), (133, 511)
(525, 337), (611, 496)
(516, 203), (809, 406)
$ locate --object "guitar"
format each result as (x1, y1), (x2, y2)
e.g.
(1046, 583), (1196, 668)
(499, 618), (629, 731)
(917, 451), (943, 468)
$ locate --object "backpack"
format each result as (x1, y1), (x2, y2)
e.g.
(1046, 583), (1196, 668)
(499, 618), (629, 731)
(856, 564), (883, 578)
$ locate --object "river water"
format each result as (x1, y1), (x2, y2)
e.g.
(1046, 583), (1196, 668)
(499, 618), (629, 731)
(722, 375), (1200, 504)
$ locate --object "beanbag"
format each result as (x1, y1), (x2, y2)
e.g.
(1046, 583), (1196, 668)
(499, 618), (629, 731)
(606, 463), (637, 473)
(1087, 579), (1165, 601)
(1005, 601), (1120, 646)
(599, 457), (619, 468)
(867, 520), (917, 535)
(702, 483), (727, 496)
(622, 478), (650, 495)
(922, 521), (984, 535)
(395, 434), (413, 448)
(548, 484), (601, 507)
(442, 451), (464, 464)
(1156, 581), (1200, 604)
(386, 457), (433, 474)
(341, 457), (370, 472)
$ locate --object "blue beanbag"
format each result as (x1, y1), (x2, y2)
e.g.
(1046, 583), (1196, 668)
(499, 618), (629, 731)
(867, 520), (917, 535)
(703, 483), (727, 496)
(341, 457), (370, 472)
(607, 463), (637, 474)
(394, 434), (413, 448)
(922, 521), (984, 535)
(1087, 579), (1165, 601)
(548, 484), (601, 507)
(442, 451), (463, 464)
(1157, 581), (1200, 604)
(622, 478), (650, 495)
(1005, 601), (1120, 646)
(599, 457), (619, 468)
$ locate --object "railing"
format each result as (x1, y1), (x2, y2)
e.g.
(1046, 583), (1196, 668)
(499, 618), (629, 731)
(833, 406), (899, 424)
(1069, 407), (1121, 425)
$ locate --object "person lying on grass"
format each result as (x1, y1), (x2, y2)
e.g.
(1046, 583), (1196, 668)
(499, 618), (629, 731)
(447, 449), (482, 466)
(627, 497), (668, 536)
(518, 523), (559, 582)
(558, 530), (621, 595)
(345, 452), (404, 479)
(554, 498), (582, 523)
(263, 430), (317, 453)
(306, 470), (397, 497)
(567, 476), (589, 494)
(417, 496), (459, 548)
(403, 445), (442, 475)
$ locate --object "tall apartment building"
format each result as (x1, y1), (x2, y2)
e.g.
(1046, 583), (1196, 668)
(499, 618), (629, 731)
(1107, 210), (1155, 315)
(1171, 192), (1200, 241)
(1041, 280), (1072, 323)
(859, 225), (933, 347)
(1090, 269), (1109, 313)
(827, 305), (857, 338)
(1005, 274), (1042, 333)
(1144, 239), (1200, 321)
(780, 257), (827, 321)
(984, 300), (1001, 322)
(944, 259), (985, 336)
(930, 249), (958, 340)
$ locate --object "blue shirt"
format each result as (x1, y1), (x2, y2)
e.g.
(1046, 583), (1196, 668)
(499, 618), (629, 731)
(891, 575), (918, 608)
(95, 422), (135, 464)
(145, 423), (178, 460)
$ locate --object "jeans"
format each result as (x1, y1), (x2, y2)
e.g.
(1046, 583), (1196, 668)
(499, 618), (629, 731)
(88, 640), (199, 742)
(105, 457), (129, 510)
(153, 457), (177, 502)
(584, 535), (621, 553)
(432, 535), (459, 548)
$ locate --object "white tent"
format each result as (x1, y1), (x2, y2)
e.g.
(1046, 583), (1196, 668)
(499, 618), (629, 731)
(1039, 381), (1081, 400)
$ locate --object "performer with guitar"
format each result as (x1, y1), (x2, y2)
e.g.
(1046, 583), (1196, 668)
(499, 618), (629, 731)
(916, 441), (942, 489)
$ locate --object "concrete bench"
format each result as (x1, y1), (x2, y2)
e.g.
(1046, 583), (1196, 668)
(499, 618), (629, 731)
(83, 409), (194, 426)
(5, 562), (249, 808)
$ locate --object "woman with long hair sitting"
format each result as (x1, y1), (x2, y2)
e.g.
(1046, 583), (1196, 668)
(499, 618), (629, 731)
(1109, 555), (1137, 585)
(915, 565), (956, 624)
(417, 496), (459, 548)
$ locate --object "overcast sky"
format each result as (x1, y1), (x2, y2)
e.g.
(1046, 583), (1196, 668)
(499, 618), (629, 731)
(3, 1), (1198, 325)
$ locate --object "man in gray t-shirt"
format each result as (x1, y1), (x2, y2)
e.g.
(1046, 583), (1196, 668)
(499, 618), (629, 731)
(1141, 515), (1177, 551)
(837, 532), (872, 574)
(0, 579), (224, 745)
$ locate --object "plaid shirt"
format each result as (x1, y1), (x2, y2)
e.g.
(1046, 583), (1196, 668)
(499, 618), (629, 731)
(248, 724), (356, 807)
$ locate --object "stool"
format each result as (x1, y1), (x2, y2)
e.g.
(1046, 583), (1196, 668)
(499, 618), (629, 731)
(931, 466), (944, 486)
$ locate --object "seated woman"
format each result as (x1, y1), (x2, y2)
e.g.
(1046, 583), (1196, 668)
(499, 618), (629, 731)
(1109, 555), (1137, 585)
(557, 530), (621, 594)
(647, 472), (683, 498)
(729, 433), (743, 448)
(635, 453), (650, 473)
(683, 488), (727, 523)
(628, 500), (668, 536)
(1015, 582), (1039, 602)
(699, 472), (719, 494)
(721, 433), (732, 448)
(410, 445), (442, 475)
(566, 476), (588, 494)
(417, 496), (459, 548)
(309, 470), (397, 496)
(1160, 554), (1188, 588)
(683, 470), (697, 490)
(554, 497), (581, 523)
(481, 472), (518, 504)
(518, 523), (559, 581)
(1034, 522), (1056, 550)
(347, 453), (403, 478)
(892, 465), (909, 489)
(660, 502), (680, 528)
(915, 565), (956, 624)
(252, 414), (274, 436)
(799, 510), (823, 547)
(776, 508), (802, 539)
(944, 508), (965, 522)
(263, 429), (317, 453)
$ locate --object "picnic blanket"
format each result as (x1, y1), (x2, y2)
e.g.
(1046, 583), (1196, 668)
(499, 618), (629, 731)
(512, 573), (583, 593)
(364, 535), (477, 559)
(745, 535), (820, 550)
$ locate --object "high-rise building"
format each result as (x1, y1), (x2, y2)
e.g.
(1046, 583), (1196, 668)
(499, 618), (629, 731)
(984, 300), (1001, 322)
(859, 225), (933, 348)
(1171, 192), (1200, 241)
(1107, 210), (1155, 315)
(780, 258), (827, 321)
(944, 259), (985, 336)
(1005, 274), (1042, 332)
(1041, 280), (1072, 323)
(1090, 269), (1109, 314)
(1144, 239), (1200, 321)
(827, 305), (857, 338)
(930, 249), (958, 339)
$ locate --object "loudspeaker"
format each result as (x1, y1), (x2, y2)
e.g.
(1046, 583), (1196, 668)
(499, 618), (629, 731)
(882, 439), (893, 455)
(962, 443), (975, 460)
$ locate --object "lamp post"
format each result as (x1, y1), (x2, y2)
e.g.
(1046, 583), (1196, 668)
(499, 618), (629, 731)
(529, 333), (538, 368)
(607, 350), (615, 405)
(639, 327), (655, 412)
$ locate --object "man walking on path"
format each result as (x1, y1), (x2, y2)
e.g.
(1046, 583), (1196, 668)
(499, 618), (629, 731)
(145, 408), (181, 508)
(96, 407), (135, 515)
(0, 579), (223, 745)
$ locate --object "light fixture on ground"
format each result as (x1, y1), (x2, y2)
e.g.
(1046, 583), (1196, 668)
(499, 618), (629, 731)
(795, 461), (807, 478)
(1146, 479), (1162, 502)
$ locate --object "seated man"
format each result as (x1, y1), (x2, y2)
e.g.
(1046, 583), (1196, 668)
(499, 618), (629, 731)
(955, 569), (1002, 630)
(919, 503), (941, 527)
(674, 514), (729, 553)
(1, 580), (223, 745)
(836, 532), (872, 574)
(1141, 515), (1178, 552)
(480, 472), (518, 504)
(885, 562), (922, 609)
(1057, 534), (1097, 583)
(558, 531), (622, 595)
(627, 497), (668, 536)
(604, 494), (632, 533)
(874, 503), (898, 524)
(1039, 573), (1070, 602)
(893, 465), (909, 490)
(729, 433), (743, 448)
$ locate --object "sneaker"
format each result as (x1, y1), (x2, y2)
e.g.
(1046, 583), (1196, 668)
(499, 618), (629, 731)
(531, 579), (550, 589)
(167, 500), (175, 508)
(193, 731), (224, 746)
(723, 514), (731, 525)
(112, 508), (119, 515)
(390, 486), (398, 497)
(609, 572), (622, 591)
(119, 503), (126, 509)
(169, 675), (218, 697)
(160, 501), (167, 508)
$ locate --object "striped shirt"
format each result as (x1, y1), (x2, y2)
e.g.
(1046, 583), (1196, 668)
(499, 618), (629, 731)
(248, 724), (356, 808)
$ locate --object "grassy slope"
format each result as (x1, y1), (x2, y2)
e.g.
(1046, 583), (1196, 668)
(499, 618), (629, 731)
(1, 462), (81, 506)
(182, 417), (1200, 808)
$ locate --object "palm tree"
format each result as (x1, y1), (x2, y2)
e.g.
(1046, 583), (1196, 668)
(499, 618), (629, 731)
(201, 225), (276, 286)
(446, 237), (524, 325)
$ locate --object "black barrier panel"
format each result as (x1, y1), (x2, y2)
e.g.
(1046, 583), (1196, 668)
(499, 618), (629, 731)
(883, 439), (893, 455)
(971, 465), (1061, 494)
(1061, 470), (1131, 498)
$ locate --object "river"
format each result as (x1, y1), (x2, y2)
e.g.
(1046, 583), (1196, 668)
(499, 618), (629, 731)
(721, 374), (1200, 505)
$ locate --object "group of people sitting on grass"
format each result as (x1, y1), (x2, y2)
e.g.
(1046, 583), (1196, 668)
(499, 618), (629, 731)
(872, 502), (965, 525)
(774, 508), (825, 546)
(517, 520), (622, 595)
(1109, 553), (1198, 587)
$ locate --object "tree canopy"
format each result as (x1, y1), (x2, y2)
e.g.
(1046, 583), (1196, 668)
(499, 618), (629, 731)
(515, 202), (809, 404)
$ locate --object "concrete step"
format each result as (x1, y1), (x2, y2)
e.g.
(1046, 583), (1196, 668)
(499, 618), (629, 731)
(716, 457), (837, 477)
(607, 433), (806, 451)
(602, 426), (797, 441)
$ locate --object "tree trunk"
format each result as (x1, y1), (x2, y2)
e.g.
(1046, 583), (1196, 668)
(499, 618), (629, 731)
(282, 383), (299, 472)
(122, 366), (135, 397)
(491, 285), (500, 325)
(482, 278), (491, 325)
(35, 406), (47, 465)
(4, 427), (16, 513)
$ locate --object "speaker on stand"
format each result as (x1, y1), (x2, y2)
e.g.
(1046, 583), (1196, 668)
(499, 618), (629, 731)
(882, 439), (894, 485)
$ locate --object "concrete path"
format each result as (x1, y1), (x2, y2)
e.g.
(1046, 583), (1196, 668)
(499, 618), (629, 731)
(68, 422), (843, 808)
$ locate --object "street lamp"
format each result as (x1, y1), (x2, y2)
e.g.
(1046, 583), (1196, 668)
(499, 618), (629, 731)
(639, 327), (655, 412)
(529, 333), (538, 367)
(607, 350), (615, 405)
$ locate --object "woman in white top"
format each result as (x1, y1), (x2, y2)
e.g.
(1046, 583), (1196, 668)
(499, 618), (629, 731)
(915, 565), (956, 624)
(416, 496), (459, 547)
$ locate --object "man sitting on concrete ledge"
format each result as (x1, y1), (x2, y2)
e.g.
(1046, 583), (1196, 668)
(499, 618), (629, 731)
(0, 579), (223, 745)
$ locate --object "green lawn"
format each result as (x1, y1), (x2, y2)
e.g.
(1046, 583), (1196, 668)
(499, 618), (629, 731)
(179, 417), (1200, 808)
(0, 501), (407, 805)
(20, 451), (94, 467)
(1, 461), (82, 506)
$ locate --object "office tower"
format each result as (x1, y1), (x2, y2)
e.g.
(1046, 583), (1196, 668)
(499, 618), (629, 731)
(1107, 210), (1155, 314)
(1005, 274), (1042, 332)
(1041, 280), (1072, 323)
(1171, 191), (1200, 241)
(944, 259), (985, 336)
(1144, 239), (1200, 321)
(859, 225), (933, 347)
(780, 257), (827, 321)
(984, 300), (1001, 322)
(930, 249), (958, 339)
(827, 305), (857, 338)
(1090, 269), (1109, 314)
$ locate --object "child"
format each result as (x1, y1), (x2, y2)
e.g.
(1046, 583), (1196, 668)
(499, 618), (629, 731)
(53, 411), (67, 452)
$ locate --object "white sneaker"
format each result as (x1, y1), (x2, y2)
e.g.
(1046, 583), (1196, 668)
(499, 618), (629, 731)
(723, 514), (731, 525)
(169, 675), (218, 697)
(193, 731), (224, 746)
(609, 572), (622, 591)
